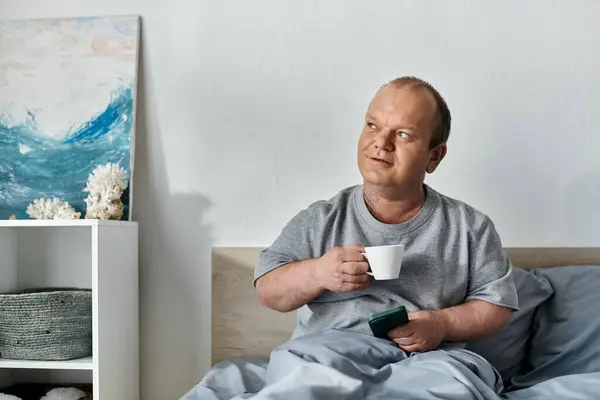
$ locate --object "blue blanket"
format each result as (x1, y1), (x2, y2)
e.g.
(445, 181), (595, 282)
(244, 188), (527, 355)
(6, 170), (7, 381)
(180, 330), (600, 400)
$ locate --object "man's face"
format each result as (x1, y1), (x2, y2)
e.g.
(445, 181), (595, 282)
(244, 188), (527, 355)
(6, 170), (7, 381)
(357, 85), (446, 191)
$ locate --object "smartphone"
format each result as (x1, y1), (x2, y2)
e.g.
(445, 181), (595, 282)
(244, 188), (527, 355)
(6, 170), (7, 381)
(367, 305), (409, 339)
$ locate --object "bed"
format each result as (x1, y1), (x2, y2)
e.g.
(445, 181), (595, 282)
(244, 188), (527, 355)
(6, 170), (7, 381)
(181, 247), (600, 400)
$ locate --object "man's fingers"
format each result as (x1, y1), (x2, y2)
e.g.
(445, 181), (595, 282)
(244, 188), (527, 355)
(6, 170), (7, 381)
(340, 246), (366, 262)
(398, 343), (422, 353)
(388, 325), (414, 338)
(341, 244), (365, 252)
(340, 261), (370, 275)
(392, 337), (415, 347)
(341, 273), (371, 284)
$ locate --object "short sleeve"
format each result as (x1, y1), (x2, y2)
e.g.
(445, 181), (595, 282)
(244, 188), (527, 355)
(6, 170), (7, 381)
(466, 218), (519, 311)
(253, 208), (316, 285)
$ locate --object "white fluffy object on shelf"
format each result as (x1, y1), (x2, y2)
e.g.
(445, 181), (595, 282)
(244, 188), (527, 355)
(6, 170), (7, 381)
(83, 162), (128, 200)
(85, 194), (124, 220)
(83, 162), (128, 220)
(0, 394), (21, 400)
(26, 198), (81, 220)
(40, 387), (87, 400)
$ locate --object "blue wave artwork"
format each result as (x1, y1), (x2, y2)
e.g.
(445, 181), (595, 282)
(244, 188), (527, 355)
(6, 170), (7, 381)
(0, 87), (133, 219)
(0, 15), (139, 220)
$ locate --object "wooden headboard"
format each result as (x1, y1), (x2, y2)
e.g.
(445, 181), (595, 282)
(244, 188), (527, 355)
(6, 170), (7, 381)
(211, 246), (600, 365)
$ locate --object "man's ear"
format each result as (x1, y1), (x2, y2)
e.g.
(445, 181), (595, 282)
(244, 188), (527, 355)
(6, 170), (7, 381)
(426, 144), (447, 174)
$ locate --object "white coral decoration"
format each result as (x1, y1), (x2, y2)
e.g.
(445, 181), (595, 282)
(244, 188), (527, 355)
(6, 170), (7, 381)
(83, 162), (127, 200)
(41, 387), (87, 400)
(83, 162), (128, 220)
(85, 194), (124, 220)
(26, 198), (81, 220)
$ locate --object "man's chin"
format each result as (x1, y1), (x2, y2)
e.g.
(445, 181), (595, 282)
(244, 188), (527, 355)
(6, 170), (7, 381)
(360, 171), (397, 187)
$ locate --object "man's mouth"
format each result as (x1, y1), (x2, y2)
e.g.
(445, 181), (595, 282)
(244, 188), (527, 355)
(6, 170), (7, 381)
(370, 157), (393, 165)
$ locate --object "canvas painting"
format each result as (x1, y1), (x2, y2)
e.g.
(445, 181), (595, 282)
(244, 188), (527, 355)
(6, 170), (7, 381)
(0, 15), (140, 220)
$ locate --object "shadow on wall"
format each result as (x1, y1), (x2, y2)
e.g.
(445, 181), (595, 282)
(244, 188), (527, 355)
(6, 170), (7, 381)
(131, 29), (215, 400)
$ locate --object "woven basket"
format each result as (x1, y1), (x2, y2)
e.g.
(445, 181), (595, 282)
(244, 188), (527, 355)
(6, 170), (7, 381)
(0, 288), (92, 361)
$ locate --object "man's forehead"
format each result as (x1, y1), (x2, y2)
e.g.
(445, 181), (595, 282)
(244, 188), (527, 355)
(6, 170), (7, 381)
(367, 85), (437, 123)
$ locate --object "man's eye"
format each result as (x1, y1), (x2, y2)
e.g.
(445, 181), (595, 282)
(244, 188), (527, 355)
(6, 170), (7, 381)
(397, 131), (410, 139)
(367, 122), (377, 129)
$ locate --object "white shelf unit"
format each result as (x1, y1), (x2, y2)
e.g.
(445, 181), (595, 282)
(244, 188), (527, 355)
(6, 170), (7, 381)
(0, 220), (139, 399)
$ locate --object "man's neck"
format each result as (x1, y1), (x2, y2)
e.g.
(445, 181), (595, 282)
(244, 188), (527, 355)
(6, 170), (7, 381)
(363, 183), (426, 225)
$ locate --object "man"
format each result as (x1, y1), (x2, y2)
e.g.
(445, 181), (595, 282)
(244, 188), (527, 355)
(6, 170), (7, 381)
(253, 76), (518, 353)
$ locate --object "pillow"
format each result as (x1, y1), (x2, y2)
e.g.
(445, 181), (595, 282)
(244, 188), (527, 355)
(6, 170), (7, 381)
(465, 267), (553, 383)
(510, 266), (600, 389)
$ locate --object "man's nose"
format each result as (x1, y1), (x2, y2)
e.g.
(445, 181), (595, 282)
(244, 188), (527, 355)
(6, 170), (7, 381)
(374, 129), (395, 152)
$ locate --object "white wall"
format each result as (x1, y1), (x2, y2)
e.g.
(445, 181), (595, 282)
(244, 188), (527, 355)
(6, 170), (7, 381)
(3, 1), (600, 398)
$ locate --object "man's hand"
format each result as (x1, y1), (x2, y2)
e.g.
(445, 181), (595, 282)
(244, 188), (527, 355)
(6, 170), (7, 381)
(387, 310), (446, 353)
(313, 244), (371, 292)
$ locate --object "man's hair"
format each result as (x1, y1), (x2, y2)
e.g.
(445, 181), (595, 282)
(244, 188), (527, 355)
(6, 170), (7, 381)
(384, 76), (451, 148)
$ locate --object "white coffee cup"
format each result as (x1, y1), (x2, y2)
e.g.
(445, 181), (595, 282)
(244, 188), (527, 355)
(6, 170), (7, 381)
(362, 244), (405, 280)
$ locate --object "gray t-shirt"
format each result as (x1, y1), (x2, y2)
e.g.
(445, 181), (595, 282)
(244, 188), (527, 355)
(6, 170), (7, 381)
(255, 184), (518, 345)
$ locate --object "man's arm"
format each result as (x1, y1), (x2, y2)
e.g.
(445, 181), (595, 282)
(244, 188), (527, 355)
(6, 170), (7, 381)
(255, 259), (323, 313)
(254, 208), (321, 312)
(436, 299), (511, 342)
(256, 245), (371, 313)
(388, 300), (511, 352)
